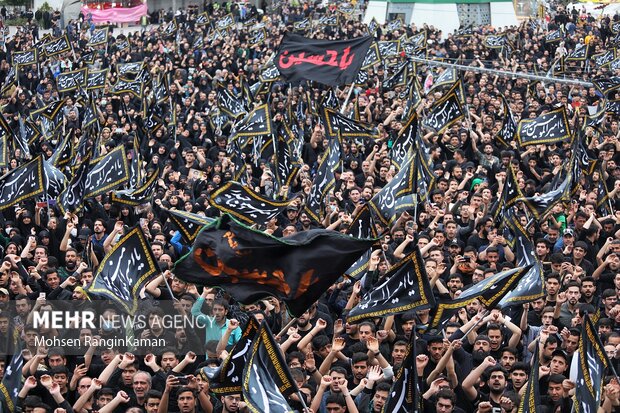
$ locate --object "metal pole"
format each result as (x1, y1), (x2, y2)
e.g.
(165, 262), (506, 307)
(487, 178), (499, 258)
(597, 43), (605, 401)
(407, 56), (593, 88)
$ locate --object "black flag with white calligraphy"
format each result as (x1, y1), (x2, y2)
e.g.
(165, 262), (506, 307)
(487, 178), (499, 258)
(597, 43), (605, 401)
(368, 154), (416, 227)
(422, 85), (464, 133)
(217, 88), (247, 119)
(231, 104), (272, 143)
(58, 155), (91, 215)
(56, 68), (87, 93)
(210, 181), (292, 226)
(84, 145), (129, 199)
(111, 169), (158, 206)
(382, 333), (420, 413)
(323, 107), (379, 140)
(304, 137), (341, 223)
(167, 209), (215, 243)
(87, 226), (159, 314)
(497, 95), (517, 148)
(204, 316), (260, 395)
(516, 107), (570, 147)
(86, 27), (109, 46)
(242, 321), (299, 413)
(431, 265), (532, 328)
(348, 248), (435, 322)
(275, 33), (373, 86)
(42, 34), (71, 57)
(0, 156), (44, 210)
(43, 160), (67, 199)
(86, 68), (109, 91)
(573, 313), (609, 413)
(11, 49), (38, 66)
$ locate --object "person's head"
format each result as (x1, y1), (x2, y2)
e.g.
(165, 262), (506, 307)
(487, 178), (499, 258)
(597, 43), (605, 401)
(435, 389), (457, 413)
(371, 382), (391, 412)
(177, 388), (197, 413)
(329, 366), (348, 393)
(161, 350), (179, 372)
(47, 347), (66, 367)
(550, 350), (568, 375)
(220, 394), (241, 412)
(51, 366), (69, 389)
(76, 376), (93, 396)
(510, 362), (529, 390)
(132, 371), (152, 399)
(325, 394), (347, 413)
(358, 321), (376, 342)
(545, 273), (561, 296)
(351, 352), (369, 381)
(564, 329), (580, 355)
(486, 365), (508, 395)
(212, 298), (229, 322)
(487, 323), (504, 351)
(547, 374), (566, 402)
(565, 281), (581, 306)
(391, 340), (408, 365)
(144, 391), (162, 413)
(500, 348), (517, 370)
(121, 363), (138, 385)
(96, 388), (116, 408)
(427, 337), (445, 362)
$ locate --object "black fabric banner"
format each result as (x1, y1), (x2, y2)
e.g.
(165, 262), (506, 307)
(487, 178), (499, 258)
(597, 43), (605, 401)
(516, 107), (570, 146)
(0, 156), (44, 210)
(348, 248), (435, 322)
(204, 317), (260, 395)
(275, 33), (373, 86)
(209, 181), (291, 226)
(87, 226), (159, 314)
(173, 214), (375, 316)
(58, 155), (90, 215)
(86, 27), (109, 46)
(242, 322), (298, 413)
(421, 86), (464, 133)
(167, 209), (215, 243)
(111, 169), (158, 206)
(56, 68), (87, 93)
(84, 145), (129, 199)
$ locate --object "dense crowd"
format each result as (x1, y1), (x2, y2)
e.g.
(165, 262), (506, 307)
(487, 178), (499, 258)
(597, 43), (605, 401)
(0, 1), (619, 413)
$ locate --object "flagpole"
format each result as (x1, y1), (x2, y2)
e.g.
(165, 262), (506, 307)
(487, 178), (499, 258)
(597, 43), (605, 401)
(274, 317), (297, 340)
(412, 331), (419, 413)
(462, 309), (490, 337)
(340, 84), (355, 114)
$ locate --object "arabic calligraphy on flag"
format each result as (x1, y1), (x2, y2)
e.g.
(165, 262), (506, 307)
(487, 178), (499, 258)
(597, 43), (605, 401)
(275, 33), (373, 86)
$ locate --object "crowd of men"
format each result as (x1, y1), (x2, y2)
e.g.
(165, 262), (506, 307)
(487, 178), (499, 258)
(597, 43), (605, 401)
(0, 0), (619, 413)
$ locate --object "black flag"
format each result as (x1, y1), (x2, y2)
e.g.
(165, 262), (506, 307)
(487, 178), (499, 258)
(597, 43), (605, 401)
(323, 107), (379, 140)
(0, 351), (24, 413)
(88, 226), (159, 314)
(304, 137), (341, 222)
(111, 169), (158, 206)
(42, 34), (71, 57)
(496, 95), (517, 148)
(382, 334), (420, 413)
(210, 182), (292, 226)
(242, 321), (299, 413)
(203, 316), (260, 395)
(275, 33), (373, 86)
(573, 313), (609, 413)
(231, 104), (272, 144)
(173, 214), (375, 317)
(43, 160), (67, 199)
(516, 107), (570, 147)
(84, 146), (129, 199)
(167, 209), (215, 243)
(86, 27), (109, 46)
(0, 156), (45, 210)
(368, 154), (416, 226)
(431, 265), (532, 328)
(422, 85), (464, 133)
(58, 155), (91, 215)
(348, 248), (436, 322)
(517, 345), (541, 413)
(56, 68), (87, 93)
